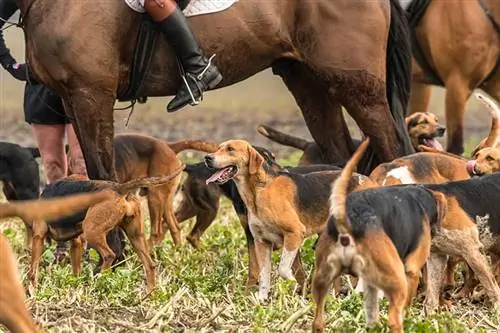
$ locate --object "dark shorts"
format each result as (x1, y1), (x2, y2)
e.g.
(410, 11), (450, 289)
(24, 83), (71, 125)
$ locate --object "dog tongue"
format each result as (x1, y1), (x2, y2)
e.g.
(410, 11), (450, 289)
(206, 169), (226, 185)
(425, 138), (444, 151)
(467, 160), (477, 175)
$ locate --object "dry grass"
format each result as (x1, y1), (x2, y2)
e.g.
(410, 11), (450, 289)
(1, 178), (500, 333)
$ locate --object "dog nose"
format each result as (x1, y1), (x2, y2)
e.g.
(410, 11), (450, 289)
(437, 126), (446, 136)
(204, 155), (214, 165)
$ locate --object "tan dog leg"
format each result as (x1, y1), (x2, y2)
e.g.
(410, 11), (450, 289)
(86, 233), (116, 273)
(312, 240), (342, 333)
(162, 180), (182, 246)
(430, 227), (500, 311)
(279, 232), (302, 280)
(404, 228), (431, 306)
(29, 220), (49, 288)
(254, 240), (272, 303)
(70, 235), (84, 276)
(121, 213), (157, 292)
(291, 250), (306, 293)
(425, 252), (448, 313)
(147, 190), (166, 247)
(0, 236), (39, 333)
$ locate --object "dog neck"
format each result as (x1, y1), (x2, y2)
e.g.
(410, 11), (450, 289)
(233, 165), (276, 214)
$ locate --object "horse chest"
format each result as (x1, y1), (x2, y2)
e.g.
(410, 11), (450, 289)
(248, 212), (283, 245)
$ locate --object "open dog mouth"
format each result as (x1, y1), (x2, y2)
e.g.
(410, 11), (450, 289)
(419, 134), (444, 150)
(206, 166), (238, 185)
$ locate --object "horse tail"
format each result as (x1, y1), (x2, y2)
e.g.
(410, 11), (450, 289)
(168, 140), (218, 154)
(257, 125), (310, 151)
(387, 0), (414, 156)
(330, 138), (370, 236)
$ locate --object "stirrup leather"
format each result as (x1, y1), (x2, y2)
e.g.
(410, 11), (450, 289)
(175, 54), (217, 106)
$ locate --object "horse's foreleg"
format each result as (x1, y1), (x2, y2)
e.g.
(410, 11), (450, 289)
(444, 75), (471, 155)
(63, 91), (116, 181)
(273, 61), (353, 167)
(409, 83), (432, 115)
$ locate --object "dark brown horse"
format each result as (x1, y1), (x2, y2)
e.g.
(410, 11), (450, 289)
(17, 0), (414, 181)
(406, 0), (500, 155)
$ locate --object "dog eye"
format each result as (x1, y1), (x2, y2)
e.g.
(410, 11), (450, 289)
(486, 155), (495, 162)
(227, 146), (235, 152)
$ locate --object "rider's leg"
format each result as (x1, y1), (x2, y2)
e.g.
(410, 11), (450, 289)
(144, 0), (223, 112)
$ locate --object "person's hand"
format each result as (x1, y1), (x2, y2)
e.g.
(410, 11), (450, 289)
(5, 63), (29, 81)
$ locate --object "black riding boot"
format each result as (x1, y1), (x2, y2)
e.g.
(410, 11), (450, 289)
(158, 6), (223, 112)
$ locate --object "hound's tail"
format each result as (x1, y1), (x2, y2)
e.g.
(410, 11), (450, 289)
(0, 190), (115, 222)
(112, 164), (185, 195)
(329, 138), (371, 237)
(476, 92), (500, 148)
(257, 124), (310, 151)
(168, 140), (218, 154)
(417, 145), (469, 161)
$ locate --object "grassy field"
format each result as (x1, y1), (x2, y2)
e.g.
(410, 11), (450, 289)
(1, 24), (500, 333)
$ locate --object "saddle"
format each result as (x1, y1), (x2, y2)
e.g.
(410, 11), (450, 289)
(117, 0), (192, 103)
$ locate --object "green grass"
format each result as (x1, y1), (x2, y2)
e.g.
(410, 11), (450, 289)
(1, 169), (500, 333)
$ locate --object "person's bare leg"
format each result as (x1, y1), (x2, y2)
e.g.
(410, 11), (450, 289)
(66, 124), (88, 178)
(32, 124), (69, 263)
(31, 124), (67, 183)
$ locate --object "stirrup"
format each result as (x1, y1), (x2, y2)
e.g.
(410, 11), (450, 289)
(175, 54), (217, 106)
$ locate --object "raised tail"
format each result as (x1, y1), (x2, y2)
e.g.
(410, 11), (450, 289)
(330, 138), (371, 235)
(257, 124), (310, 151)
(386, 0), (415, 156)
(112, 164), (185, 194)
(0, 190), (114, 222)
(168, 140), (218, 154)
(476, 91), (500, 148)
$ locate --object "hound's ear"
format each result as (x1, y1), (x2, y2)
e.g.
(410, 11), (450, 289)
(248, 146), (264, 175)
(431, 191), (447, 234)
(405, 115), (412, 125)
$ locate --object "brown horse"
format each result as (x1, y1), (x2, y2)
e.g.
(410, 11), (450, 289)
(16, 0), (414, 181)
(406, 0), (500, 155)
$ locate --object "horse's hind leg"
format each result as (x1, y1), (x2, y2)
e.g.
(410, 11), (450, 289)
(409, 82), (432, 114)
(339, 73), (408, 164)
(444, 76), (471, 155)
(62, 91), (116, 181)
(273, 60), (353, 167)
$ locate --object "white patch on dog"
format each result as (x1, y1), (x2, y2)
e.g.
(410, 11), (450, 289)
(355, 278), (384, 300)
(256, 242), (272, 303)
(381, 166), (415, 185)
(248, 212), (283, 245)
(279, 248), (298, 280)
(172, 188), (184, 213)
(476, 213), (493, 248)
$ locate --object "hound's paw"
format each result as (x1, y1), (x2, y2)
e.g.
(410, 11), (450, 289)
(278, 267), (295, 281)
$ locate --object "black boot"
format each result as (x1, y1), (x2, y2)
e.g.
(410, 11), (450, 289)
(158, 6), (223, 112)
